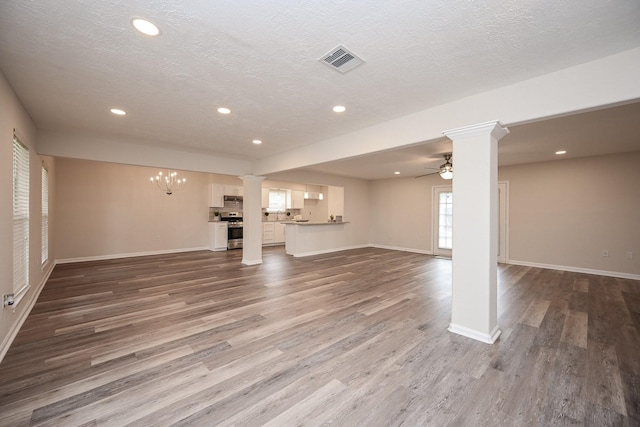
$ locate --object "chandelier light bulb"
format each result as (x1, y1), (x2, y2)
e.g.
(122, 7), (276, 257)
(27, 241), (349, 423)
(150, 170), (186, 195)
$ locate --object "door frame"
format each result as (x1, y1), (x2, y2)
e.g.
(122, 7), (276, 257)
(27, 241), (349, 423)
(497, 181), (509, 264)
(431, 181), (509, 262)
(432, 185), (453, 257)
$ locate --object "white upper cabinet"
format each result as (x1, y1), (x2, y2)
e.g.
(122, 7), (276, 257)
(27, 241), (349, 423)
(262, 188), (270, 209)
(224, 185), (243, 196)
(291, 190), (305, 209)
(208, 184), (224, 207)
(209, 183), (246, 207)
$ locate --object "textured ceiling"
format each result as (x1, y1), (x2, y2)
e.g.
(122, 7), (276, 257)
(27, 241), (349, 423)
(0, 1), (639, 176)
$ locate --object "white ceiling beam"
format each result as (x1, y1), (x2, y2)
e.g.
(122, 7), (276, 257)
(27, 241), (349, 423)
(37, 130), (252, 175)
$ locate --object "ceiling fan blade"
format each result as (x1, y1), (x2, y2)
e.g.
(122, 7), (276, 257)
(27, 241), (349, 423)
(415, 171), (439, 178)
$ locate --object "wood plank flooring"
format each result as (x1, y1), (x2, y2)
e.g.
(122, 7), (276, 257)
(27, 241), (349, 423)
(0, 247), (639, 426)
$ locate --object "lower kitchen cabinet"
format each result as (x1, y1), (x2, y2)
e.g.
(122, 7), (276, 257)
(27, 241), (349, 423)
(263, 222), (285, 245)
(262, 223), (275, 244)
(274, 222), (286, 243)
(208, 222), (228, 251)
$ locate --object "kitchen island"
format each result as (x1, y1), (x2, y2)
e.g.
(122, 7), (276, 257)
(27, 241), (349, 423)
(284, 221), (355, 257)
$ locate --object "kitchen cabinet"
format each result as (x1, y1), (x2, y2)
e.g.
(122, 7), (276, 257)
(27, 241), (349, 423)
(262, 188), (270, 209)
(208, 184), (224, 207)
(263, 222), (285, 245)
(262, 222), (275, 244)
(285, 190), (304, 209)
(274, 222), (286, 243)
(304, 191), (322, 200)
(224, 185), (243, 197)
(208, 222), (228, 251)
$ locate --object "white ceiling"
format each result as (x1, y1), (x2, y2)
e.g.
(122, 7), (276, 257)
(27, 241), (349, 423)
(1, 1), (639, 179)
(306, 102), (640, 179)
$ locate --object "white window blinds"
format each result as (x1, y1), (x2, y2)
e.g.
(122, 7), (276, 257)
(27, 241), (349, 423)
(42, 163), (49, 265)
(13, 133), (30, 294)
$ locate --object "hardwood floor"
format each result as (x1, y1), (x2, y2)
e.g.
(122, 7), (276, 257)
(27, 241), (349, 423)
(1, 247), (639, 426)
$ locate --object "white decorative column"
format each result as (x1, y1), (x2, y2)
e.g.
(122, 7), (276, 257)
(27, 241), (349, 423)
(240, 175), (265, 265)
(443, 121), (509, 344)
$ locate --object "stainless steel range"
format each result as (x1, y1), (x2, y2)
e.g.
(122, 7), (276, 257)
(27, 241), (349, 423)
(221, 212), (243, 249)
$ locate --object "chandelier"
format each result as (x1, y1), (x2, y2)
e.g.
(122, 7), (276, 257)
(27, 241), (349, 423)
(150, 170), (186, 195)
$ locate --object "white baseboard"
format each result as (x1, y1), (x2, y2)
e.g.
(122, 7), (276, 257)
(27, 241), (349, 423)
(291, 244), (370, 258)
(366, 247), (638, 281)
(507, 259), (640, 281)
(56, 246), (209, 264)
(369, 244), (433, 256)
(448, 323), (501, 344)
(0, 261), (56, 363)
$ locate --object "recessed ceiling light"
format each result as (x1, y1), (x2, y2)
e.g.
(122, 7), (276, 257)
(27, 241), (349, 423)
(333, 105), (346, 113)
(110, 108), (126, 115)
(252, 139), (262, 145)
(132, 18), (160, 36)
(217, 107), (231, 115)
(555, 150), (567, 155)
(394, 171), (400, 175)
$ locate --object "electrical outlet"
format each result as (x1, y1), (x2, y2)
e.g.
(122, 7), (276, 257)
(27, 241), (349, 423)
(627, 251), (635, 260)
(3, 293), (15, 308)
(602, 250), (609, 257)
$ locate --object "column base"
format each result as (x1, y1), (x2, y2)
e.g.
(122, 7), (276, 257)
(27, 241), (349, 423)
(448, 323), (501, 344)
(241, 258), (263, 266)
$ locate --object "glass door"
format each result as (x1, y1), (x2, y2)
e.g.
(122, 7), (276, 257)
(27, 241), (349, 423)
(433, 186), (453, 257)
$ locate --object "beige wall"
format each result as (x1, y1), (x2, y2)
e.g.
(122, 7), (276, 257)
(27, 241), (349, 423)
(368, 151), (640, 277)
(54, 162), (371, 260)
(499, 151), (640, 276)
(0, 72), (55, 359)
(370, 174), (440, 253)
(54, 158), (212, 260)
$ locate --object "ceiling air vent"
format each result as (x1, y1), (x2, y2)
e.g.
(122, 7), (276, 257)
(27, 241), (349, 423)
(319, 45), (365, 74)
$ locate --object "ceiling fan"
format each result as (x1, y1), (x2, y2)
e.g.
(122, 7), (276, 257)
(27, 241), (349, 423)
(415, 153), (453, 180)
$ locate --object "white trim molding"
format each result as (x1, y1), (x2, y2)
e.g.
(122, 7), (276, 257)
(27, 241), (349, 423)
(291, 244), (369, 258)
(241, 259), (263, 266)
(508, 259), (640, 281)
(369, 244), (433, 256)
(56, 247), (209, 264)
(0, 261), (55, 363)
(448, 323), (502, 344)
(443, 120), (510, 141)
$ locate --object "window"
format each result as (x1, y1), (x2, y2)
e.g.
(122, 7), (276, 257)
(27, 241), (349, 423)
(438, 191), (453, 249)
(13, 134), (30, 295)
(42, 163), (49, 265)
(267, 189), (287, 213)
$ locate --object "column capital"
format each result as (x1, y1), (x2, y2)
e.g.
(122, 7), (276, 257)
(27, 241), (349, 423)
(443, 120), (509, 141)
